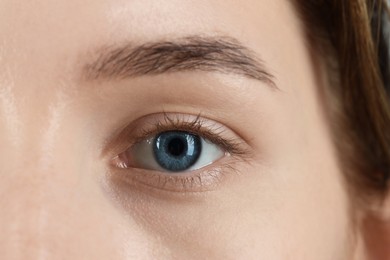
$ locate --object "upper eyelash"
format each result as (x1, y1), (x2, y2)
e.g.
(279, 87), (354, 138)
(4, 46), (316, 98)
(132, 112), (247, 156)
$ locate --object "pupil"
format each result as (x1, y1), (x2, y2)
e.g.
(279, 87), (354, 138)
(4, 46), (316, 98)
(168, 138), (186, 156)
(153, 131), (202, 172)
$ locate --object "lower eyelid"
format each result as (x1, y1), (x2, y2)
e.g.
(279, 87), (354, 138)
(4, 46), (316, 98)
(108, 155), (242, 194)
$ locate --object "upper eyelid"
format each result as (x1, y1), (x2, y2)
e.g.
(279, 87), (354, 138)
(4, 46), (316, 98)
(102, 112), (253, 161)
(135, 118), (236, 153)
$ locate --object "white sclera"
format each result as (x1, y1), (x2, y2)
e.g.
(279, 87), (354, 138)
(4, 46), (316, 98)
(130, 136), (225, 172)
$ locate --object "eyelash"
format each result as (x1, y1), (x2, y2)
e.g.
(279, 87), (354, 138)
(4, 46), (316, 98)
(135, 113), (245, 156)
(108, 113), (250, 193)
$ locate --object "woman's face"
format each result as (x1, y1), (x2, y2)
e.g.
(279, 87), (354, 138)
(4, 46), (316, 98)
(0, 0), (356, 259)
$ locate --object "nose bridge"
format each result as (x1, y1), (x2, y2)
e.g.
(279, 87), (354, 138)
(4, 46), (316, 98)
(0, 162), (70, 259)
(0, 157), (144, 259)
(0, 166), (59, 259)
(0, 89), (142, 259)
(0, 90), (85, 258)
(0, 140), (115, 259)
(0, 78), (22, 150)
(0, 82), (66, 173)
(0, 5), (156, 257)
(0, 122), (85, 258)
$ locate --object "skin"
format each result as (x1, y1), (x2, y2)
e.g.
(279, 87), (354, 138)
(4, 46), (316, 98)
(0, 0), (373, 259)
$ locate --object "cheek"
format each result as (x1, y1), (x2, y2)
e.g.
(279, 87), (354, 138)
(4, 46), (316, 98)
(109, 144), (353, 259)
(172, 152), (353, 259)
(240, 64), (354, 258)
(255, 85), (352, 257)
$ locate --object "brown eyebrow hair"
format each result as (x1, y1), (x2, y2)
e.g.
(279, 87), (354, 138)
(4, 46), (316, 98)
(82, 36), (276, 87)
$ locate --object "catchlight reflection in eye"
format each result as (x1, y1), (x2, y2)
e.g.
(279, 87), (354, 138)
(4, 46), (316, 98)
(114, 131), (225, 173)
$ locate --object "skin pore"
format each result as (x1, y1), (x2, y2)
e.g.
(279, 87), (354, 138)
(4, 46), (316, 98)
(0, 0), (365, 259)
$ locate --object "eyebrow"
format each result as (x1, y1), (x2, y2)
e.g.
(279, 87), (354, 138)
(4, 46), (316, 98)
(83, 36), (276, 87)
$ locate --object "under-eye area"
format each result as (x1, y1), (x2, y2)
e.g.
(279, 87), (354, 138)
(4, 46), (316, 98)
(105, 113), (253, 193)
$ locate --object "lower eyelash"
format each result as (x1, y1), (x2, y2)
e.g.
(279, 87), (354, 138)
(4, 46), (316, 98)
(109, 157), (242, 193)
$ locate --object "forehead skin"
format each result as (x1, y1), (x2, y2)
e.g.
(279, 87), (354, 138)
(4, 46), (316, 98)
(0, 0), (354, 259)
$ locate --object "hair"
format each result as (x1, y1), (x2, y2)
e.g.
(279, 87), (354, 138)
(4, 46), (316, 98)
(292, 0), (390, 201)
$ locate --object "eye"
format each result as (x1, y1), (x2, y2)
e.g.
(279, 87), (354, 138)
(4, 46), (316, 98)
(114, 130), (225, 172)
(106, 113), (252, 192)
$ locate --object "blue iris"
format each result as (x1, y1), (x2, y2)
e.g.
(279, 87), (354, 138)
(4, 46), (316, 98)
(153, 131), (202, 172)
